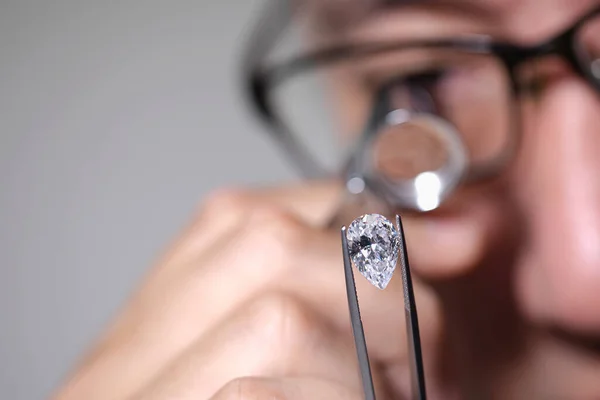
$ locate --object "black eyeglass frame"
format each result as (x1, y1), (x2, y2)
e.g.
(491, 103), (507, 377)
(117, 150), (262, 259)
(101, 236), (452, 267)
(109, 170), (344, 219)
(242, 2), (600, 180)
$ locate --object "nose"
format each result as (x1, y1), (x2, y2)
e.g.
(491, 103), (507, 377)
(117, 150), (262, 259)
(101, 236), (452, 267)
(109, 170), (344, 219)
(515, 72), (600, 334)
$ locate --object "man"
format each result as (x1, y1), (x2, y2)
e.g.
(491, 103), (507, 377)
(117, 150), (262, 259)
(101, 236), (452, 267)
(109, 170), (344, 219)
(53, 0), (600, 399)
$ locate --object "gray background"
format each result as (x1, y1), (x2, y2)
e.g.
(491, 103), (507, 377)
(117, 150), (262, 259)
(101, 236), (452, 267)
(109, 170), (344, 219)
(0, 1), (296, 399)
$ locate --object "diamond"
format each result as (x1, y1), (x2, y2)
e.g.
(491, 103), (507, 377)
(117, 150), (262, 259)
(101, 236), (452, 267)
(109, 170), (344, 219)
(346, 214), (399, 289)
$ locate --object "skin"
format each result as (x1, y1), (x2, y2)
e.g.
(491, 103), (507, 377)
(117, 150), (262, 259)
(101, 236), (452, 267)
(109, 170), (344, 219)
(53, 0), (600, 399)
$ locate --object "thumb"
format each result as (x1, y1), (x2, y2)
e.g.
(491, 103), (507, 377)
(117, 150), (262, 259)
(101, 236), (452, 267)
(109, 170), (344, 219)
(240, 180), (343, 227)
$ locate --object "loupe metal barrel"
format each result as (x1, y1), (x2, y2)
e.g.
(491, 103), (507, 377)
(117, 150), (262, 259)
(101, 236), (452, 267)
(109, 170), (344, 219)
(353, 111), (469, 212)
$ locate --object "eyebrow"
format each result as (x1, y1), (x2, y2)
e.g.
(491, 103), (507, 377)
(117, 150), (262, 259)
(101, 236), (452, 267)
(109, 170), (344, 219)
(315, 0), (430, 29)
(379, 0), (505, 21)
(314, 0), (496, 33)
(370, 0), (496, 18)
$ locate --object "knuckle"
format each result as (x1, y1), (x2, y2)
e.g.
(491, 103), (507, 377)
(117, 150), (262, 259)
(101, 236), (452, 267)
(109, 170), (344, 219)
(199, 187), (249, 219)
(216, 377), (286, 400)
(243, 207), (302, 258)
(248, 293), (320, 357)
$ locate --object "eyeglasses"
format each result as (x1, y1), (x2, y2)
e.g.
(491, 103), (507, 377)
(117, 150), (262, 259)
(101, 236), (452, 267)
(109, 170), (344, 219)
(243, 1), (600, 210)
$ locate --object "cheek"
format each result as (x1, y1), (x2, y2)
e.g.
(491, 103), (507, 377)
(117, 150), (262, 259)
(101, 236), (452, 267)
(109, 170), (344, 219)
(506, 78), (600, 334)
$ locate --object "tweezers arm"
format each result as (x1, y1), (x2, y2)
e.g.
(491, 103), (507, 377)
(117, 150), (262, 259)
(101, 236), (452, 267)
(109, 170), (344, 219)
(397, 215), (427, 400)
(341, 227), (377, 400)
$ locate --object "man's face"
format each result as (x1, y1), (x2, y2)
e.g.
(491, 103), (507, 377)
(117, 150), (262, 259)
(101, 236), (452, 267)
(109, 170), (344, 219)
(310, 0), (600, 397)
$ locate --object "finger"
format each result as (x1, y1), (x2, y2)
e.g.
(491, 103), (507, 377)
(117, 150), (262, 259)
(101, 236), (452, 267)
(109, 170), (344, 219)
(159, 178), (493, 284)
(161, 186), (446, 362)
(165, 180), (342, 265)
(209, 377), (364, 400)
(163, 207), (441, 364)
(240, 180), (344, 226)
(166, 181), (495, 283)
(132, 293), (378, 400)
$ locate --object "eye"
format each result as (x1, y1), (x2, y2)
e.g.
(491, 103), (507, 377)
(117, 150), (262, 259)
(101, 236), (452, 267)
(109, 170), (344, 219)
(366, 53), (514, 174)
(431, 57), (513, 166)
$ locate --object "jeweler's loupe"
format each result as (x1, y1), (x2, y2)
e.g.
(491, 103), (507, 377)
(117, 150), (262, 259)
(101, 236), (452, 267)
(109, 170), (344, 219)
(344, 78), (468, 213)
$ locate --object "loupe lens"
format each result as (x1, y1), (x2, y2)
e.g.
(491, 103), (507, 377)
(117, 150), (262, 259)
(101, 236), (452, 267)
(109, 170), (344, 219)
(372, 116), (450, 181)
(361, 112), (467, 212)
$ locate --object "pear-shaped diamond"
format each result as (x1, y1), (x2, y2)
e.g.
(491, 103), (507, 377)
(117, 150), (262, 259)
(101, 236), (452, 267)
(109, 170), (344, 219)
(346, 214), (399, 289)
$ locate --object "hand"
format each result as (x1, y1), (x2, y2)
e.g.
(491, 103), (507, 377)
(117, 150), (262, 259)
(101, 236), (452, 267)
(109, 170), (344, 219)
(53, 182), (442, 400)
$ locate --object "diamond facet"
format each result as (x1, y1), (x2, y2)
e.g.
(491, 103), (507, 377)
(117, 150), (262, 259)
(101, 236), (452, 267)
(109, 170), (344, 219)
(346, 214), (399, 289)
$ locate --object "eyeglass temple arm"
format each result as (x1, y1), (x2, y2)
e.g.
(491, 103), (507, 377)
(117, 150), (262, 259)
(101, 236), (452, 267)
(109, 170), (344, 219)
(241, 0), (291, 123)
(241, 0), (292, 78)
(241, 0), (326, 179)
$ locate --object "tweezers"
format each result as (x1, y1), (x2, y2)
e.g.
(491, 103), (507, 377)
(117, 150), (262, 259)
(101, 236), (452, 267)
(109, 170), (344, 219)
(341, 215), (427, 400)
